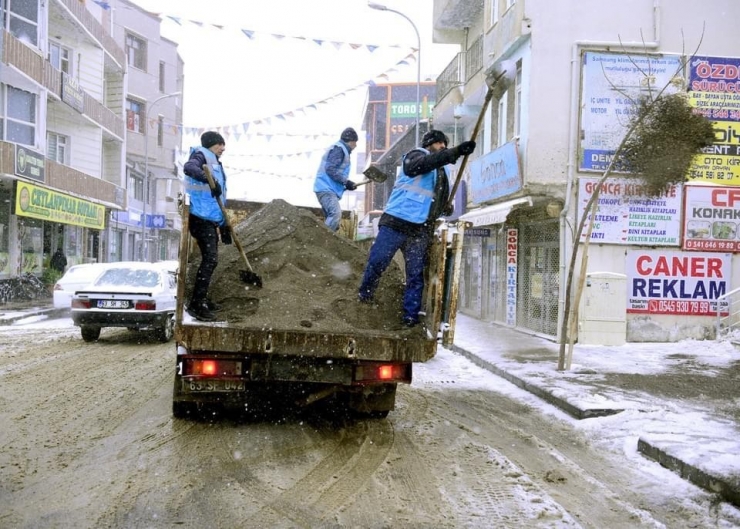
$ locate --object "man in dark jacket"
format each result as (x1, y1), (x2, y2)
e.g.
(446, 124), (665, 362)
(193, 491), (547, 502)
(50, 248), (67, 273)
(182, 131), (232, 321)
(358, 130), (476, 327)
(313, 127), (359, 231)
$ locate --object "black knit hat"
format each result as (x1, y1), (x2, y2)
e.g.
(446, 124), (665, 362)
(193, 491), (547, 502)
(422, 130), (449, 148)
(340, 127), (359, 142)
(201, 131), (225, 149)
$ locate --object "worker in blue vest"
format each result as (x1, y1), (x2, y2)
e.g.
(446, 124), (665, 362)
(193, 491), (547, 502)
(358, 130), (476, 327)
(183, 131), (232, 321)
(313, 127), (359, 231)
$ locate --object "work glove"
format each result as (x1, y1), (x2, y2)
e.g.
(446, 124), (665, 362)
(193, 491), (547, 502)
(210, 181), (223, 199)
(344, 180), (358, 191)
(455, 140), (476, 156)
(220, 225), (233, 245)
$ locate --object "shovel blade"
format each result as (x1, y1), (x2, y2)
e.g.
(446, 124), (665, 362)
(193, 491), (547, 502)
(240, 269), (263, 288)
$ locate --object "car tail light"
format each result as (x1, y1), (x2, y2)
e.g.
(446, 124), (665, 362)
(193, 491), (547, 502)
(354, 363), (411, 383)
(185, 359), (242, 376)
(71, 299), (91, 309)
(134, 300), (156, 310)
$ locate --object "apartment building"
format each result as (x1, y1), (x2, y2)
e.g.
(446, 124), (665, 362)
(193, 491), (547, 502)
(0, 0), (127, 277)
(109, 0), (183, 262)
(432, 0), (740, 342)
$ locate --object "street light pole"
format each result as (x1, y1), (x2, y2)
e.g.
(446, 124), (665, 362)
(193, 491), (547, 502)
(368, 2), (421, 146)
(142, 91), (180, 262)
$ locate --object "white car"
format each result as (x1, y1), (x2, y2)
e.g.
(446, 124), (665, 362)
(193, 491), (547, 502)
(70, 262), (177, 342)
(356, 210), (383, 241)
(52, 263), (111, 309)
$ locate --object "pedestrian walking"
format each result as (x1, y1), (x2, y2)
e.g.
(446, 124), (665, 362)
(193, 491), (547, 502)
(357, 130), (476, 327)
(183, 131), (232, 321)
(50, 247), (67, 273)
(313, 127), (359, 231)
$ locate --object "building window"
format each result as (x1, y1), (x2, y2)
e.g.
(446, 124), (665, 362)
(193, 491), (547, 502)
(5, 0), (39, 47)
(126, 98), (145, 133)
(506, 0), (516, 9)
(125, 32), (147, 71)
(490, 0), (499, 26)
(128, 169), (144, 201)
(159, 61), (166, 93)
(157, 115), (164, 146)
(0, 84), (37, 145)
(46, 132), (69, 164)
(514, 62), (522, 137)
(497, 95), (507, 147)
(48, 41), (72, 74)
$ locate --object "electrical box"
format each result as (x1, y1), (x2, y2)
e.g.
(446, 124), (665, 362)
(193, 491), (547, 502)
(578, 272), (626, 345)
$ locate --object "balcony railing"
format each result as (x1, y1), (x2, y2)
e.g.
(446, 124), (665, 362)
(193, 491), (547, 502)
(56, 0), (126, 68)
(2, 30), (124, 139)
(465, 35), (484, 82)
(436, 52), (465, 102)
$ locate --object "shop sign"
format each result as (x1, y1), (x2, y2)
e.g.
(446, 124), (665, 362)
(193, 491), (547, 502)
(14, 144), (45, 182)
(683, 185), (740, 251)
(14, 181), (105, 229)
(469, 141), (521, 204)
(578, 177), (681, 245)
(687, 56), (740, 186)
(146, 214), (166, 229)
(61, 72), (84, 113)
(506, 228), (518, 326)
(464, 228), (491, 237)
(626, 250), (730, 316)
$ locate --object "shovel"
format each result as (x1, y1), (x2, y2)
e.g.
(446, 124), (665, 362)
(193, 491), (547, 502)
(202, 165), (263, 288)
(355, 165), (389, 187)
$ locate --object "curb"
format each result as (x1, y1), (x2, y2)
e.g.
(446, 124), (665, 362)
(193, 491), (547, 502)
(0, 307), (69, 326)
(637, 438), (740, 508)
(449, 344), (623, 420)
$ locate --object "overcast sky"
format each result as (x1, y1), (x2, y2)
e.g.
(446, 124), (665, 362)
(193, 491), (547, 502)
(127, 0), (459, 206)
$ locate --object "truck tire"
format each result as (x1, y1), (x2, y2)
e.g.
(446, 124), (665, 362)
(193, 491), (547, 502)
(155, 315), (174, 343)
(80, 325), (101, 342)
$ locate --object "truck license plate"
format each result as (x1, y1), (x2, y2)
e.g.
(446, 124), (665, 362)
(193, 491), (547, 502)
(185, 380), (245, 392)
(98, 300), (129, 309)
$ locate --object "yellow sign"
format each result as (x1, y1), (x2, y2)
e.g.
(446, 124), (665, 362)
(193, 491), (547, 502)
(14, 181), (106, 229)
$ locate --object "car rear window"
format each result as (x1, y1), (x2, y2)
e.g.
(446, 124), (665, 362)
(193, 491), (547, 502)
(95, 268), (160, 288)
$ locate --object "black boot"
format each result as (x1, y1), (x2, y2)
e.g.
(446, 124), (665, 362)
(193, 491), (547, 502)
(186, 300), (215, 321)
(206, 299), (223, 312)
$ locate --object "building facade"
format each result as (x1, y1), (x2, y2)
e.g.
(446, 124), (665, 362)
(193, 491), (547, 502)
(432, 0), (740, 342)
(1, 0), (127, 279)
(109, 0), (183, 263)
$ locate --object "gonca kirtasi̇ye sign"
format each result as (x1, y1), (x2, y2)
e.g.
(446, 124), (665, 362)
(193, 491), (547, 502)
(14, 181), (106, 229)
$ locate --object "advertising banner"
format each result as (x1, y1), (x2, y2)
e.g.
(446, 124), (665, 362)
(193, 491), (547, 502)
(580, 52), (682, 171)
(14, 181), (106, 229)
(469, 141), (522, 204)
(683, 185), (740, 251)
(578, 177), (681, 245)
(626, 250), (730, 316)
(687, 56), (740, 186)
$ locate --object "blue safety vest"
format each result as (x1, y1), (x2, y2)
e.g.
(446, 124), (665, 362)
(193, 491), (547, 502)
(313, 141), (351, 197)
(385, 148), (449, 224)
(185, 146), (226, 224)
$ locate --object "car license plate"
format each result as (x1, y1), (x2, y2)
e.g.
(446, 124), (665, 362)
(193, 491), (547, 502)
(98, 300), (129, 309)
(185, 380), (245, 392)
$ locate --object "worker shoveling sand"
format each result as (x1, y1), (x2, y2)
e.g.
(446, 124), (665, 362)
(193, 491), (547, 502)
(185, 199), (422, 334)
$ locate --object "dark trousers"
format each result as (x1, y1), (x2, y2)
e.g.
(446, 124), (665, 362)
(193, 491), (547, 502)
(358, 225), (430, 322)
(189, 214), (219, 302)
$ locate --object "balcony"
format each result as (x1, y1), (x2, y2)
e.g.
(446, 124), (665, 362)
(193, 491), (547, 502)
(0, 141), (126, 210)
(2, 30), (124, 139)
(465, 35), (484, 82)
(54, 0), (126, 68)
(436, 52), (465, 102)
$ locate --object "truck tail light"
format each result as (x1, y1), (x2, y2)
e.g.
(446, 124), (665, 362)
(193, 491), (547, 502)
(135, 300), (156, 310)
(354, 363), (411, 384)
(71, 299), (91, 309)
(185, 359), (242, 376)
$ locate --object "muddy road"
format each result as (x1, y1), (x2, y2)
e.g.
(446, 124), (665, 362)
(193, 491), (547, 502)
(0, 318), (735, 528)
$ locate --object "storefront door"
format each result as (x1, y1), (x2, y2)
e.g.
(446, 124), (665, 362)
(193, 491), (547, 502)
(517, 220), (560, 336)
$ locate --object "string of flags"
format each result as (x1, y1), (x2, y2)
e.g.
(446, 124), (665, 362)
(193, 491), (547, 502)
(139, 50), (417, 139)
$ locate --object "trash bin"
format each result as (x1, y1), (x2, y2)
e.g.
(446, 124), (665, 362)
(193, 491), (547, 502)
(578, 272), (627, 345)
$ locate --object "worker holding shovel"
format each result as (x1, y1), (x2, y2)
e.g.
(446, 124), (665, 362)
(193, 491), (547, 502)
(313, 127), (359, 231)
(358, 130), (476, 328)
(183, 131), (231, 321)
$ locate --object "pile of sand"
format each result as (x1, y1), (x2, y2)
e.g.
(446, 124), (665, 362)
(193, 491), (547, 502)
(185, 200), (417, 334)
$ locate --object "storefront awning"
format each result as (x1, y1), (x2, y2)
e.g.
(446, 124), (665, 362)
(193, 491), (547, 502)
(458, 197), (533, 226)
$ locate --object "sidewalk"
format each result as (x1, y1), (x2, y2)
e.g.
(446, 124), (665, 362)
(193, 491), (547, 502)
(452, 314), (740, 508)
(1, 301), (739, 506)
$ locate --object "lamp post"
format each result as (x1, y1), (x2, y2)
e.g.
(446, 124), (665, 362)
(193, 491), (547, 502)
(368, 2), (421, 145)
(142, 91), (180, 262)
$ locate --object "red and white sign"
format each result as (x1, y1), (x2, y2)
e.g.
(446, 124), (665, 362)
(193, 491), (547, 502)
(683, 185), (740, 252)
(626, 250), (731, 316)
(506, 228), (517, 326)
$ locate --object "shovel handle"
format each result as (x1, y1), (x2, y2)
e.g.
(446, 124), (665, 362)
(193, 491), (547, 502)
(202, 165), (255, 273)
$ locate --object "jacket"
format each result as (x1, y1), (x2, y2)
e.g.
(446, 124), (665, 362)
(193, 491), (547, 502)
(183, 146), (226, 224)
(313, 141), (352, 198)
